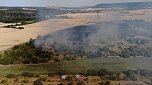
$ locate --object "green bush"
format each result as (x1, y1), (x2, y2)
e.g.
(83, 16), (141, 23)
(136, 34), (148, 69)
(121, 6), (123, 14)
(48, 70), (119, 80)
(33, 79), (43, 85)
(58, 70), (65, 76)
(22, 72), (31, 77)
(22, 72), (39, 77)
(0, 56), (16, 65)
(6, 74), (17, 78)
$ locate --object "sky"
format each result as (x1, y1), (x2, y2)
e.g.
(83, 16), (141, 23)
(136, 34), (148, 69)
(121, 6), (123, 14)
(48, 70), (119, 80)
(0, 0), (152, 7)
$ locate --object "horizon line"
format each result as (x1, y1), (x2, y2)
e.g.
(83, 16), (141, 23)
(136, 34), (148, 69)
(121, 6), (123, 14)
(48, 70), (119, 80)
(0, 1), (152, 8)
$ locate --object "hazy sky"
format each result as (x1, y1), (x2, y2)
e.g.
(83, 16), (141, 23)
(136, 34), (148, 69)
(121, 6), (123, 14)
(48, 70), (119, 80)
(0, 0), (152, 7)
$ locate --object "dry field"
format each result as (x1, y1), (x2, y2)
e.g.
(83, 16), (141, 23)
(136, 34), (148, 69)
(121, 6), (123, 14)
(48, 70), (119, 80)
(0, 12), (105, 51)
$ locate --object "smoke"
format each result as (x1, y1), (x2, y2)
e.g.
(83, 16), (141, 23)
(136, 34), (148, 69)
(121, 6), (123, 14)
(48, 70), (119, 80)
(34, 5), (126, 56)
(34, 17), (152, 57)
(33, 2), (152, 57)
(33, 19), (122, 56)
(87, 22), (119, 45)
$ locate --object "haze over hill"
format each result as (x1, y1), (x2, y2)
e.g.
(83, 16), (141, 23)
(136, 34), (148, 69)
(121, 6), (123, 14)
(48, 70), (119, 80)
(1, 0), (152, 7)
(34, 19), (152, 58)
(93, 1), (152, 9)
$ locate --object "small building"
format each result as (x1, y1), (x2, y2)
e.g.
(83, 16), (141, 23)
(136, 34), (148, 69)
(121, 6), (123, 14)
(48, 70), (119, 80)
(75, 75), (84, 79)
(75, 75), (80, 79)
(61, 75), (67, 80)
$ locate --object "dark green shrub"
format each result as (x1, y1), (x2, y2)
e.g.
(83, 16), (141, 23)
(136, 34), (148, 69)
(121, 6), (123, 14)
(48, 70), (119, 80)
(33, 79), (43, 85)
(22, 72), (31, 77)
(6, 74), (17, 78)
(22, 72), (39, 77)
(58, 70), (65, 76)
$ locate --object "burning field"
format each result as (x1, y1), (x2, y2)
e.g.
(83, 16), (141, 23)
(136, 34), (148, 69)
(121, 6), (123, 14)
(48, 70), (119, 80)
(34, 20), (152, 58)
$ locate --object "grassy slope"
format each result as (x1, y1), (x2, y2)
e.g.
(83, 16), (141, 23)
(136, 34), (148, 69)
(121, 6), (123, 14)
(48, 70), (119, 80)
(0, 57), (151, 77)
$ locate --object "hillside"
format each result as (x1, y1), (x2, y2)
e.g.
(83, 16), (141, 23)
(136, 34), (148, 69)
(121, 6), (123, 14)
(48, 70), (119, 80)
(1, 19), (152, 65)
(0, 7), (70, 23)
(35, 20), (152, 58)
(93, 1), (152, 9)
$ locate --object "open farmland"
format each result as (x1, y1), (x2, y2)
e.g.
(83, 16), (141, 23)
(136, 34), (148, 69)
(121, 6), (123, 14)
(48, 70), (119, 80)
(0, 57), (151, 77)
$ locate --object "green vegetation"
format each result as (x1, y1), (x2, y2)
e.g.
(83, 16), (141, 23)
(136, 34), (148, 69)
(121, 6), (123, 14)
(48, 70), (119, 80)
(0, 7), (72, 23)
(33, 79), (43, 85)
(0, 8), (38, 23)
(0, 39), (81, 65)
(0, 57), (151, 77)
(121, 46), (152, 58)
(0, 69), (150, 85)
(0, 38), (152, 77)
(22, 72), (40, 77)
(0, 39), (54, 64)
(6, 74), (17, 78)
(0, 38), (151, 83)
